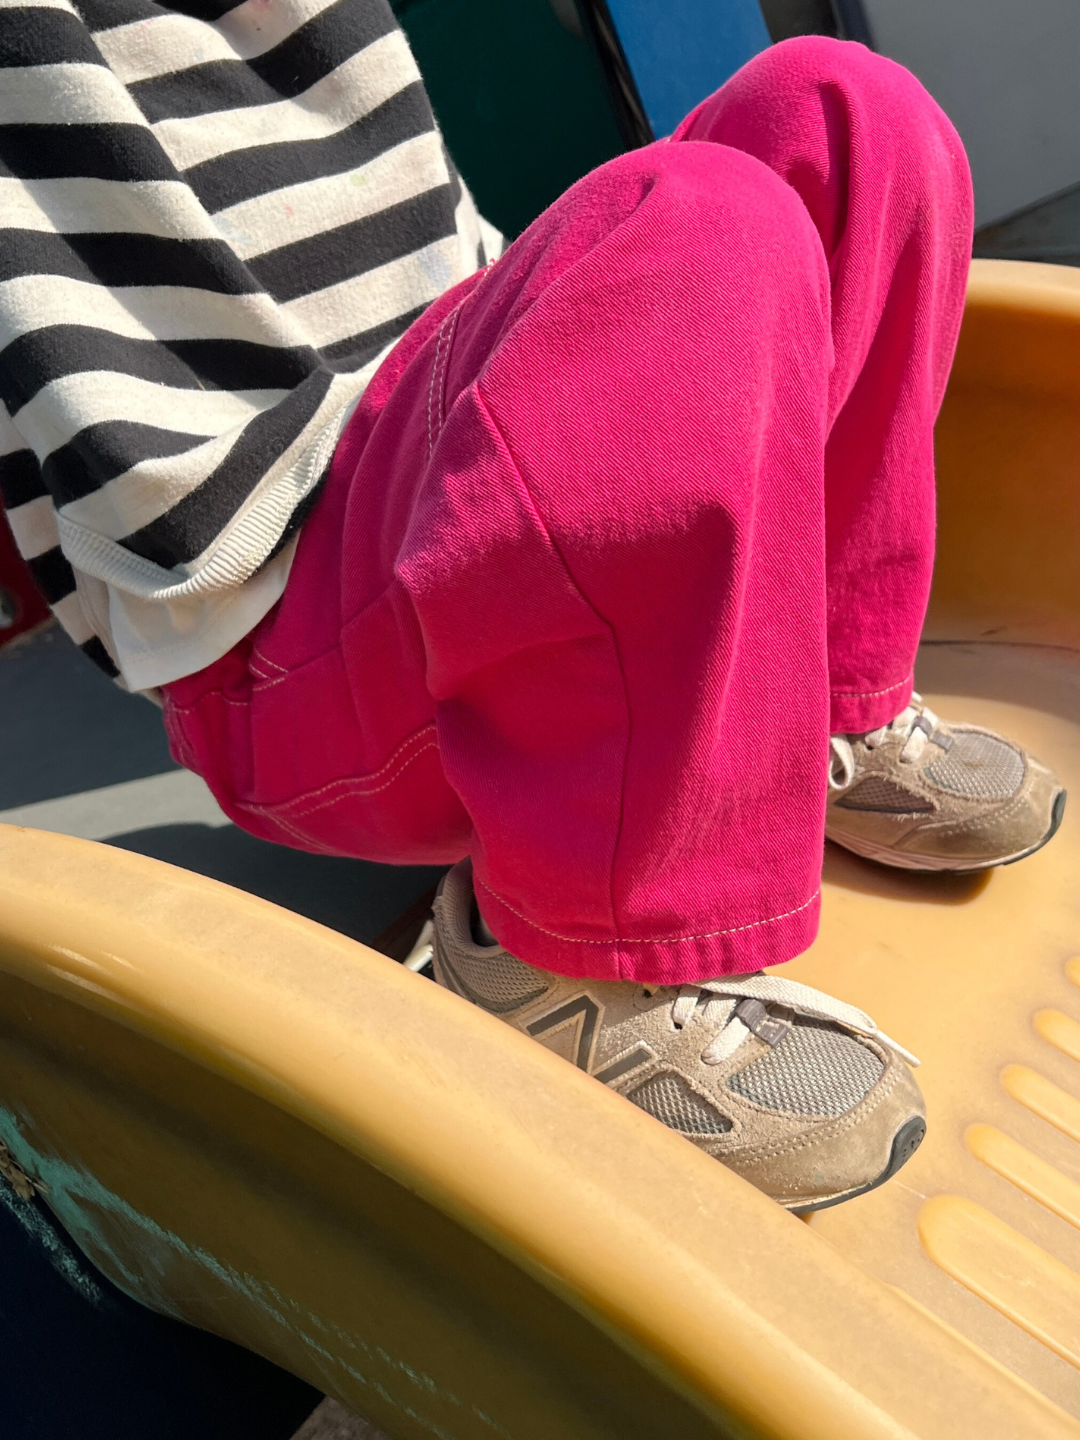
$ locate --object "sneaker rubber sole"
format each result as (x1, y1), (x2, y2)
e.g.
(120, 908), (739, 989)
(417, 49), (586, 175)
(788, 1114), (927, 1215)
(826, 787), (1067, 874)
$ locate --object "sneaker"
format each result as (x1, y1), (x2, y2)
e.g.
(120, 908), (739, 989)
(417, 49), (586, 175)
(431, 861), (926, 1213)
(827, 695), (1066, 873)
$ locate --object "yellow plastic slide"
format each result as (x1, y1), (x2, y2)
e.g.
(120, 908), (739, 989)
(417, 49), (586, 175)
(1, 258), (1079, 1439)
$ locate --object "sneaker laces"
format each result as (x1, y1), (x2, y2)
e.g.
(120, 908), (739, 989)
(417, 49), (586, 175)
(662, 972), (919, 1069)
(829, 692), (947, 791)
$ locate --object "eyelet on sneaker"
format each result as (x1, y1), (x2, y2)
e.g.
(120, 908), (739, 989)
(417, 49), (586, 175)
(433, 858), (927, 1212)
(828, 703), (1065, 872)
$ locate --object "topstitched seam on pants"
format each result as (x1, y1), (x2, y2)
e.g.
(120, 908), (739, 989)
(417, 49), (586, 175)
(236, 726), (438, 815)
(251, 669), (293, 691)
(162, 706), (197, 771)
(427, 304), (461, 459)
(248, 741), (439, 817)
(171, 623), (373, 713)
(166, 690), (255, 713)
(251, 646), (288, 675)
(427, 318), (447, 460)
(475, 873), (820, 946)
(438, 304), (460, 433)
(255, 808), (343, 855)
(829, 676), (911, 700)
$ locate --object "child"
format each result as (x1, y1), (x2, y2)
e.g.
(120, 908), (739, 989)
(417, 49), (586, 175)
(0, 2), (1064, 1212)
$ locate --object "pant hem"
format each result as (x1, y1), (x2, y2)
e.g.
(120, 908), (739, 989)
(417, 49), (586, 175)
(475, 876), (821, 985)
(829, 673), (913, 734)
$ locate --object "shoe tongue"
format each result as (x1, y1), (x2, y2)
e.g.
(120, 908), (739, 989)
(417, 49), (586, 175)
(892, 700), (950, 746)
(733, 996), (791, 1047)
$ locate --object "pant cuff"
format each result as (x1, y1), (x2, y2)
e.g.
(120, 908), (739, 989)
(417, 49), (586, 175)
(476, 879), (821, 985)
(829, 673), (913, 735)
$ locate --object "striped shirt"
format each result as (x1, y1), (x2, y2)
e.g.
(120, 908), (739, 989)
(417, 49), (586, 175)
(0, 0), (499, 690)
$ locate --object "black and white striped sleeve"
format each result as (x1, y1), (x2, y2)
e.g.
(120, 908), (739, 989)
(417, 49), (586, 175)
(0, 0), (496, 689)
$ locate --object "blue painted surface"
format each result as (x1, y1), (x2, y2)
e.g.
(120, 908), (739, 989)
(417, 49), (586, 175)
(606, 0), (771, 138)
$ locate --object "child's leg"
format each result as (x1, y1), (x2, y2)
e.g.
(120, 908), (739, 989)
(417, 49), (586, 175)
(682, 41), (1064, 876)
(674, 37), (974, 734)
(160, 41), (987, 1210)
(417, 143), (834, 985)
(166, 138), (834, 985)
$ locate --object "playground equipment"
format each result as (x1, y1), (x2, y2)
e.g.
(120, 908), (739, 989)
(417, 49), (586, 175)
(1, 257), (1080, 1438)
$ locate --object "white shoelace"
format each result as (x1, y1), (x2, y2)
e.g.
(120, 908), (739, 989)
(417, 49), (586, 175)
(829, 692), (944, 792)
(661, 971), (919, 1069)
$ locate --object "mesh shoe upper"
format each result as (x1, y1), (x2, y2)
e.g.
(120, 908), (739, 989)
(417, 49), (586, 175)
(627, 1071), (733, 1134)
(438, 941), (550, 1014)
(923, 729), (1025, 799)
(826, 696), (1064, 871)
(836, 775), (933, 814)
(431, 859), (926, 1211)
(728, 1018), (884, 1117)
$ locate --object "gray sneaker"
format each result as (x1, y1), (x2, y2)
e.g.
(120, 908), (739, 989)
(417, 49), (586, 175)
(431, 860), (926, 1213)
(827, 695), (1066, 872)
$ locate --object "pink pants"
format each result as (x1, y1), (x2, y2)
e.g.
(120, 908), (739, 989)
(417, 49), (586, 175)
(163, 38), (973, 984)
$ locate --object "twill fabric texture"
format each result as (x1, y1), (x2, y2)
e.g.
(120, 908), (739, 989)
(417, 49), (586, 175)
(0, 0), (492, 690)
(163, 39), (974, 984)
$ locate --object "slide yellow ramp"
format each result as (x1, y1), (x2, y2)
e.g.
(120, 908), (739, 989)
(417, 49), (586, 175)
(780, 258), (1080, 1419)
(0, 259), (1078, 1439)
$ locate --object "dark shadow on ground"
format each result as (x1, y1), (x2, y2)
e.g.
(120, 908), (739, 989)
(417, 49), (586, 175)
(822, 839), (993, 905)
(0, 1181), (320, 1440)
(0, 624), (177, 808)
(108, 823), (446, 947)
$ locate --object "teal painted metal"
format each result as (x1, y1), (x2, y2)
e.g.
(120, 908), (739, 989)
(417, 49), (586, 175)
(604, 0), (771, 138)
(393, 0), (624, 238)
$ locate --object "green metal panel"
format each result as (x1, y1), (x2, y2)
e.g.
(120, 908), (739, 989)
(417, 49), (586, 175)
(393, 0), (625, 238)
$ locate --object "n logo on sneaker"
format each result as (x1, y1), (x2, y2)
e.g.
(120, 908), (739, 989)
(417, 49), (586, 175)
(527, 995), (599, 1069)
(594, 1047), (654, 1085)
(526, 995), (652, 1084)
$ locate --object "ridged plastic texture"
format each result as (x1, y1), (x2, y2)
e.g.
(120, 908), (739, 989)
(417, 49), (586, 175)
(781, 259), (1080, 1426)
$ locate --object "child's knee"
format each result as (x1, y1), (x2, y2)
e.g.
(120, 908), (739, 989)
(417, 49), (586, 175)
(684, 33), (963, 166)
(566, 140), (826, 303)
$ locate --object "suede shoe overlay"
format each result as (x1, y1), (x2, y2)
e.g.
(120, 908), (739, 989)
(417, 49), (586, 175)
(827, 695), (1066, 872)
(432, 860), (926, 1213)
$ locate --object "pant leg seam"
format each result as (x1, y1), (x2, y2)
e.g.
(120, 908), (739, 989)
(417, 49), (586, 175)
(428, 304), (464, 459)
(475, 872), (820, 947)
(165, 690), (255, 714)
(237, 726), (439, 817)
